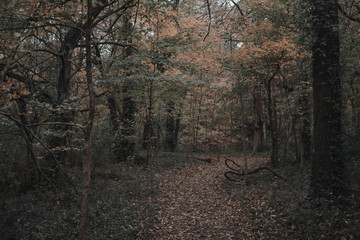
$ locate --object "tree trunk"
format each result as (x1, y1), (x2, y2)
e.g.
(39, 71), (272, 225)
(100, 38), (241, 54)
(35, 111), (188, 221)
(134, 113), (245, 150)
(143, 79), (154, 150)
(107, 97), (119, 132)
(311, 0), (345, 198)
(174, 108), (181, 146)
(270, 95), (279, 168)
(107, 96), (123, 160)
(265, 67), (280, 168)
(119, 13), (136, 161)
(165, 101), (176, 151)
(15, 98), (39, 182)
(119, 79), (136, 161)
(79, 0), (95, 238)
(299, 80), (311, 163)
(348, 80), (360, 136)
(253, 81), (263, 152)
(240, 94), (249, 184)
(105, 13), (136, 162)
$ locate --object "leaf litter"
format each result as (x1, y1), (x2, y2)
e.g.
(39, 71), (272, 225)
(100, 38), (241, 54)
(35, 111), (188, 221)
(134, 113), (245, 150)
(1, 153), (359, 239)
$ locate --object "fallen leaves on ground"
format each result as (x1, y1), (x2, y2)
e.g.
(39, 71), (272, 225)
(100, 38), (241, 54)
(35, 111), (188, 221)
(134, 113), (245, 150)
(143, 154), (359, 240)
(1, 153), (359, 239)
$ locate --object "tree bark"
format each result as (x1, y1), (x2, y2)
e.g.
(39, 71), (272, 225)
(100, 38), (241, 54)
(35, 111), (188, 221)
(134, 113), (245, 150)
(119, 78), (136, 161)
(142, 79), (154, 150)
(299, 79), (311, 163)
(253, 81), (263, 152)
(270, 95), (279, 168)
(79, 0), (95, 239)
(107, 96), (124, 160)
(311, 0), (345, 198)
(265, 66), (280, 168)
(165, 101), (176, 151)
(174, 108), (181, 146)
(240, 94), (249, 184)
(118, 14), (136, 161)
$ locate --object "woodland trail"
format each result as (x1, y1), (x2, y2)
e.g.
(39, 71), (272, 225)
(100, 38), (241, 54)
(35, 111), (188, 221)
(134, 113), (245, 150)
(141, 154), (359, 240)
(151, 156), (257, 239)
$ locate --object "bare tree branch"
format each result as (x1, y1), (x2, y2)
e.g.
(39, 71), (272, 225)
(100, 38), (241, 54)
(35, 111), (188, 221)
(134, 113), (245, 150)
(0, 111), (79, 193)
(337, 3), (360, 22)
(230, 0), (244, 16)
(224, 158), (290, 182)
(203, 0), (212, 41)
(225, 166), (290, 182)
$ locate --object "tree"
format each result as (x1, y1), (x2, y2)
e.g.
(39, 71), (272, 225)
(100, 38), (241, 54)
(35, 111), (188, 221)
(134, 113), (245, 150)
(79, 0), (95, 238)
(165, 100), (176, 151)
(252, 81), (264, 152)
(118, 13), (137, 162)
(0, 0), (138, 182)
(264, 64), (281, 168)
(310, 0), (345, 198)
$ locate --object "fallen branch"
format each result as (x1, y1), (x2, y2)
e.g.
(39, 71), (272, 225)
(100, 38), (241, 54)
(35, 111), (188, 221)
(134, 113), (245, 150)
(194, 157), (212, 163)
(225, 158), (242, 172)
(224, 158), (289, 182)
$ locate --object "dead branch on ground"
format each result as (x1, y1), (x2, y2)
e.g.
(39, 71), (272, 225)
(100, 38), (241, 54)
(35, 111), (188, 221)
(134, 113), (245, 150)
(224, 158), (289, 182)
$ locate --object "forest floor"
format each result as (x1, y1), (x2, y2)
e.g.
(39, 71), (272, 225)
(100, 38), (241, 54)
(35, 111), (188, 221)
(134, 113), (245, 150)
(1, 152), (359, 239)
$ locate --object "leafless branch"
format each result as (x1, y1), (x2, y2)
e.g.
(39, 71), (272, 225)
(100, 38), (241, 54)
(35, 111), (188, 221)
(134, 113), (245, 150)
(0, 111), (80, 193)
(224, 158), (289, 182)
(225, 166), (290, 182)
(230, 0), (244, 16)
(338, 3), (360, 22)
(91, 0), (138, 28)
(203, 0), (212, 41)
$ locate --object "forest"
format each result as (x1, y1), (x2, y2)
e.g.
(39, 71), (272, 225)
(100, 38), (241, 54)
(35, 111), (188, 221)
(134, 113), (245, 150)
(0, 0), (359, 239)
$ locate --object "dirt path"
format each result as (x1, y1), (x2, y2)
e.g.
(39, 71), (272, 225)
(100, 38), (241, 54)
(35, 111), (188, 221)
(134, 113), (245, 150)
(151, 157), (254, 239)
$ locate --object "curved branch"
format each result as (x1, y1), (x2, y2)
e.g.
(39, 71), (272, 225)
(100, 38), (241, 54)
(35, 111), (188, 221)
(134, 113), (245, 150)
(225, 158), (242, 172)
(224, 158), (289, 182)
(225, 166), (289, 182)
(338, 3), (360, 22)
(230, 0), (245, 16)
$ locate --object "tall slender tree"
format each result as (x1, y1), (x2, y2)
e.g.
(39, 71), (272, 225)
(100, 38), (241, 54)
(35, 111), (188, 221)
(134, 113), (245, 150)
(253, 81), (263, 152)
(165, 101), (176, 151)
(79, 0), (94, 238)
